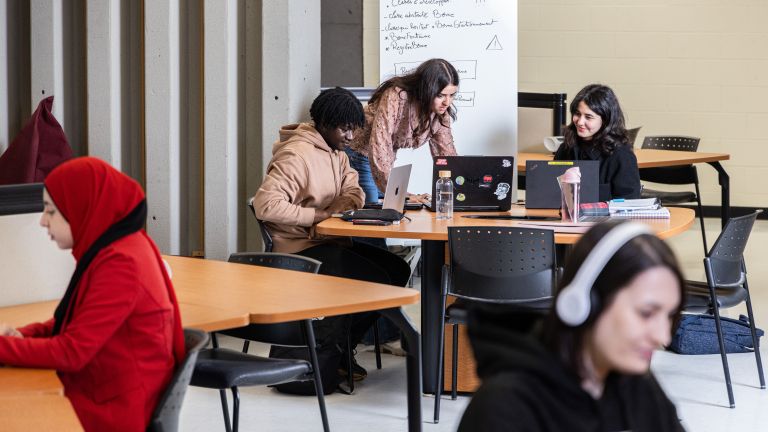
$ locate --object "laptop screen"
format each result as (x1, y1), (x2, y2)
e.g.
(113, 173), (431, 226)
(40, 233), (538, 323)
(429, 156), (514, 211)
(524, 160), (600, 209)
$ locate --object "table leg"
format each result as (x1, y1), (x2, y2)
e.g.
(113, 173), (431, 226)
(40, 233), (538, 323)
(380, 307), (422, 432)
(302, 320), (330, 432)
(420, 240), (445, 394)
(708, 161), (730, 228)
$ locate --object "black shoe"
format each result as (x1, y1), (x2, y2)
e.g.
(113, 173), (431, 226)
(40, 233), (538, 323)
(338, 351), (368, 381)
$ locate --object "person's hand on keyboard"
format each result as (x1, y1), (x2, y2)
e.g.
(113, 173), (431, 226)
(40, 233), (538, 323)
(407, 193), (431, 205)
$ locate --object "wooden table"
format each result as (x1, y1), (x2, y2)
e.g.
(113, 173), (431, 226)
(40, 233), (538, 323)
(0, 394), (83, 431)
(317, 206), (695, 393)
(518, 149), (731, 227)
(0, 361), (83, 431)
(0, 256), (424, 431)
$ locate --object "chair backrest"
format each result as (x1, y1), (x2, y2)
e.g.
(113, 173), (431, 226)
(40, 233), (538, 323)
(223, 252), (322, 345)
(626, 126), (642, 147)
(641, 135), (700, 152)
(639, 135), (701, 185)
(147, 328), (209, 432)
(705, 210), (761, 288)
(228, 252), (321, 273)
(247, 197), (274, 252)
(447, 227), (556, 303)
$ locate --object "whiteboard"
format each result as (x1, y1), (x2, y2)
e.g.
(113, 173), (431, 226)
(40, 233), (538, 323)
(379, 0), (518, 194)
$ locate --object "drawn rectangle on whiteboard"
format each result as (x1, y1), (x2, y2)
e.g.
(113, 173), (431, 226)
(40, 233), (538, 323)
(454, 92), (475, 107)
(393, 60), (477, 80)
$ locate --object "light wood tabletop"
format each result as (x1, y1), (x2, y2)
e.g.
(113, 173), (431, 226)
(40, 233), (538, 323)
(165, 255), (420, 323)
(517, 149), (729, 172)
(0, 299), (251, 333)
(0, 364), (82, 432)
(317, 206), (695, 244)
(0, 394), (82, 431)
(0, 257), (420, 328)
(0, 367), (64, 397)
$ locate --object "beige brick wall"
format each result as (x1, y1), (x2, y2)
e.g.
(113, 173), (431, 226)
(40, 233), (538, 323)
(519, 0), (768, 207)
(363, 0), (768, 207)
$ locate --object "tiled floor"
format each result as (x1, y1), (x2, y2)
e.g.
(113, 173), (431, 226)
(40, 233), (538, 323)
(180, 218), (768, 431)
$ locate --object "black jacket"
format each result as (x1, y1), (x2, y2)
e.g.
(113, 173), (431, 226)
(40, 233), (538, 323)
(554, 143), (641, 202)
(458, 309), (684, 432)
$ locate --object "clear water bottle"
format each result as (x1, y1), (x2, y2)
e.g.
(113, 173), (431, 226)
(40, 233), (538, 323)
(436, 170), (453, 220)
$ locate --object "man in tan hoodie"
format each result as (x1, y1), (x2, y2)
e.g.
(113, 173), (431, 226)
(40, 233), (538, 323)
(253, 87), (411, 382)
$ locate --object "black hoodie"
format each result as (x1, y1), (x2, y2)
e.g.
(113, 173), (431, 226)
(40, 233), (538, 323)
(458, 308), (684, 432)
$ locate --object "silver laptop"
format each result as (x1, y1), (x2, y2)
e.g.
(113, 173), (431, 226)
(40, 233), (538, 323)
(380, 164), (411, 211)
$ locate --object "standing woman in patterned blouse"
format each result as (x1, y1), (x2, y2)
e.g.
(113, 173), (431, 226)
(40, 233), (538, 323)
(346, 58), (459, 203)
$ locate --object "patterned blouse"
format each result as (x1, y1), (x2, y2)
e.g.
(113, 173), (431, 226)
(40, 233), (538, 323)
(348, 86), (457, 191)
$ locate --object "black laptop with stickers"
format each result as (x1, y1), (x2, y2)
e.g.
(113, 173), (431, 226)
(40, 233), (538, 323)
(427, 156), (515, 212)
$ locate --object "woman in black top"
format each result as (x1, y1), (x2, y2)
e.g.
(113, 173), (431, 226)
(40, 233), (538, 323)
(554, 84), (641, 201)
(459, 221), (686, 432)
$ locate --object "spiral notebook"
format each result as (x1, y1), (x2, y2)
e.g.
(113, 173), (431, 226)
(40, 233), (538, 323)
(610, 207), (671, 219)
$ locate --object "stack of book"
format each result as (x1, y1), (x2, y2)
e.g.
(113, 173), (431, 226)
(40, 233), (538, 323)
(608, 198), (670, 219)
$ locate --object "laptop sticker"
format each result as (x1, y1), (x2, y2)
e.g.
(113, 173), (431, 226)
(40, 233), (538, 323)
(435, 158), (448, 165)
(456, 193), (466, 201)
(480, 174), (493, 188)
(455, 176), (465, 186)
(494, 183), (510, 200)
(502, 159), (512, 168)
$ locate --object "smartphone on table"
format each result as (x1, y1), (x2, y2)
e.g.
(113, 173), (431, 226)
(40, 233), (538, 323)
(351, 219), (393, 226)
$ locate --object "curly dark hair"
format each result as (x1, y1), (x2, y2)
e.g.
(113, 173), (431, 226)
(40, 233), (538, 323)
(542, 220), (685, 378)
(310, 87), (365, 130)
(369, 58), (459, 138)
(564, 84), (630, 155)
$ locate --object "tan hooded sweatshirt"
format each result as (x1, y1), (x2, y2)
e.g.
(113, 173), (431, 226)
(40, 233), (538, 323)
(253, 123), (364, 253)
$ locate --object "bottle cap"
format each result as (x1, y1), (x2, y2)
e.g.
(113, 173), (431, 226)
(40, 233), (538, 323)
(438, 170), (451, 178)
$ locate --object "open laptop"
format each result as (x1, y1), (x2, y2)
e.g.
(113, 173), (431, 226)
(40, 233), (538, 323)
(363, 163), (423, 211)
(427, 156), (515, 212)
(361, 164), (411, 212)
(524, 160), (600, 209)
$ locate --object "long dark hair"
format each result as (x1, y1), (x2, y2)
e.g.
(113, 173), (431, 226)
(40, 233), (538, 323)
(370, 58), (459, 138)
(564, 84), (629, 155)
(542, 220), (685, 377)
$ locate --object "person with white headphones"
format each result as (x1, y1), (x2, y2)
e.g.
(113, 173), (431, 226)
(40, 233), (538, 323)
(459, 221), (686, 432)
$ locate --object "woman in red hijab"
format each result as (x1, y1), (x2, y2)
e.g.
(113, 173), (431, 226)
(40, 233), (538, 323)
(0, 157), (185, 432)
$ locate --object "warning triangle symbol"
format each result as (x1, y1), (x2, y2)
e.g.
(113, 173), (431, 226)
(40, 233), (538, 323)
(486, 35), (502, 50)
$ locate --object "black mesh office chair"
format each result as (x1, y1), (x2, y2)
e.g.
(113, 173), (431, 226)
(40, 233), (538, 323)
(148, 328), (210, 432)
(433, 227), (557, 423)
(191, 253), (330, 432)
(639, 136), (708, 254)
(246, 197), (382, 378)
(682, 210), (764, 408)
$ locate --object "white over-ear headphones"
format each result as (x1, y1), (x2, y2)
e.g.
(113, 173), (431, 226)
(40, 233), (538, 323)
(556, 222), (653, 326)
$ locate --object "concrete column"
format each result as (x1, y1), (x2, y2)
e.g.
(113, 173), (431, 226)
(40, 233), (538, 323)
(144, 0), (181, 254)
(86, 0), (121, 166)
(261, 0), (321, 175)
(0, 0), (9, 152)
(30, 0), (65, 129)
(203, 0), (239, 260)
(243, 0), (262, 252)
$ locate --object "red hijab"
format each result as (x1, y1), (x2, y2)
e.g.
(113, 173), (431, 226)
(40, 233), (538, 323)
(0, 96), (72, 185)
(44, 157), (185, 365)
